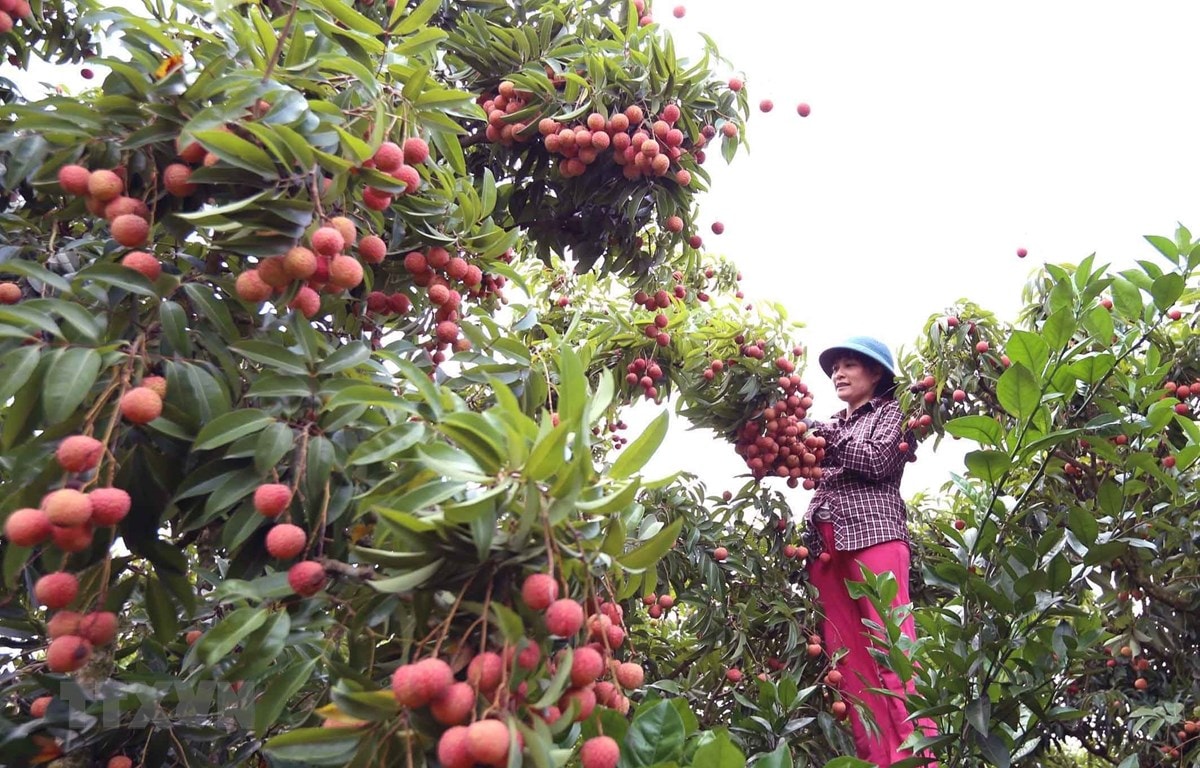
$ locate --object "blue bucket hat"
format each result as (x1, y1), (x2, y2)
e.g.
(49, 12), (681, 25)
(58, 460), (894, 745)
(817, 336), (897, 379)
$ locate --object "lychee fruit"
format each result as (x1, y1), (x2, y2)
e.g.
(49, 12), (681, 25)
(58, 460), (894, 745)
(559, 686), (596, 721)
(177, 136), (206, 164)
(30, 696), (52, 718)
(466, 718), (511, 767)
(234, 269), (272, 303)
(55, 435), (104, 473)
(253, 483), (292, 516)
(672, 5), (685, 18)
(328, 216), (357, 247)
(265, 523), (306, 559)
(185, 629), (202, 645)
(713, 546), (728, 561)
(328, 254), (364, 290)
(435, 320), (459, 345)
(797, 102), (811, 117)
(402, 250), (427, 273)
(437, 726), (474, 768)
(545, 598), (584, 637)
(5, 507), (52, 547)
(392, 657), (454, 707)
(282, 246), (317, 280)
(111, 214), (150, 247)
(87, 169), (123, 202)
(358, 235), (387, 264)
(163, 163), (196, 197)
(257, 256), (290, 288)
(570, 646), (604, 687)
(402, 137), (429, 165)
(34, 572), (79, 609)
(120, 250), (162, 281)
(88, 487), (131, 526)
(310, 226), (345, 258)
(289, 286), (321, 318)
(107, 757), (134, 768)
(141, 375), (168, 398)
(372, 141), (403, 172)
(521, 573), (558, 611)
(580, 736), (620, 768)
(616, 662), (645, 689)
(0, 281), (20, 304)
(42, 488), (92, 527)
(361, 187), (392, 211)
(51, 524), (94, 553)
(104, 196), (150, 222)
(79, 611), (118, 645)
(287, 560), (326, 597)
(57, 164), (91, 196)
(119, 386), (163, 424)
(391, 164), (421, 194)
(46, 635), (92, 672)
(430, 681), (476, 725)
(467, 651), (504, 694)
(47, 610), (83, 638)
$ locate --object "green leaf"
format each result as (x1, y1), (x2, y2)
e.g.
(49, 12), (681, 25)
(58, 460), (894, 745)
(525, 423), (570, 482)
(1109, 276), (1143, 320)
(1080, 305), (1114, 346)
(944, 415), (1004, 448)
(42, 347), (102, 424)
(610, 410), (669, 480)
(159, 300), (191, 355)
(318, 342), (371, 374)
(964, 450), (1011, 483)
(977, 732), (1011, 768)
(1004, 331), (1048, 380)
(619, 517), (683, 571)
(752, 741), (795, 768)
(555, 345), (585, 427)
(1068, 353), (1115, 385)
(193, 409), (275, 451)
(254, 657), (318, 734)
(316, 0), (383, 34)
(965, 694), (991, 736)
(1144, 234), (1178, 262)
(326, 384), (412, 410)
(624, 699), (685, 767)
(255, 421), (295, 474)
(0, 346), (41, 405)
(231, 341), (310, 376)
(74, 263), (158, 297)
(144, 575), (179, 643)
(995, 363), (1040, 420)
(194, 128), (279, 177)
(1068, 506), (1099, 546)
(1150, 272), (1185, 311)
(691, 731), (746, 768)
(368, 559), (443, 593)
(348, 422), (424, 465)
(263, 727), (363, 762)
(415, 443), (490, 482)
(197, 607), (268, 667)
(247, 375), (313, 398)
(183, 283), (239, 341)
(393, 0), (441, 34)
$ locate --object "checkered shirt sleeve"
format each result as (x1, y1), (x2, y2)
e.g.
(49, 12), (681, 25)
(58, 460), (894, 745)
(802, 397), (913, 555)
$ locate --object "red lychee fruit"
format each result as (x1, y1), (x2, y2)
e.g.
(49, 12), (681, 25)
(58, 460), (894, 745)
(287, 560), (326, 597)
(392, 657), (454, 707)
(437, 725), (474, 768)
(402, 251), (427, 273)
(51, 524), (94, 553)
(713, 546), (729, 561)
(328, 254), (364, 290)
(253, 483), (292, 517)
(289, 286), (321, 318)
(467, 651), (504, 694)
(616, 661), (644, 689)
(46, 634), (92, 672)
(711, 221), (725, 234)
(328, 216), (357, 247)
(466, 718), (511, 767)
(1016, 247), (1027, 258)
(88, 487), (131, 526)
(358, 235), (387, 264)
(283, 246), (317, 280)
(87, 169), (124, 202)
(570, 646), (604, 687)
(234, 269), (272, 303)
(47, 610), (83, 638)
(310, 226), (345, 257)
(42, 488), (92, 527)
(35, 572), (79, 609)
(266, 523), (306, 559)
(797, 102), (811, 117)
(163, 163), (197, 197)
(672, 5), (685, 18)
(185, 629), (202, 645)
(435, 320), (459, 345)
(0, 281), (20, 304)
(177, 136), (206, 164)
(391, 164), (421, 194)
(521, 573), (559, 611)
(111, 214), (150, 247)
(759, 99), (774, 112)
(726, 667), (743, 683)
(430, 681), (476, 725)
(546, 598), (584, 637)
(361, 186), (392, 210)
(257, 256), (290, 288)
(5, 507), (52, 547)
(107, 757), (133, 768)
(104, 196), (150, 222)
(728, 77), (743, 92)
(120, 250), (161, 281)
(402, 137), (430, 165)
(141, 375), (168, 398)
(55, 435), (104, 473)
(30, 696), (53, 718)
(559, 686), (596, 721)
(79, 611), (118, 645)
(119, 386), (163, 424)
(426, 246), (451, 270)
(581, 736), (620, 768)
(664, 215), (684, 233)
(57, 164), (92, 196)
(372, 141), (403, 172)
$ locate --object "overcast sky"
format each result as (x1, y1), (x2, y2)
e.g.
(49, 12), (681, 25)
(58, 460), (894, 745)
(630, 1), (1200, 500)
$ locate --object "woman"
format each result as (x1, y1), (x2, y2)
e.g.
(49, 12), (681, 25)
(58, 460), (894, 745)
(803, 335), (936, 766)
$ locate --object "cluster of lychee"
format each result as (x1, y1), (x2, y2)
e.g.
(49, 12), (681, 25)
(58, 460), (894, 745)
(1163, 378), (1197, 418)
(0, 0), (34, 39)
(591, 418), (631, 450)
(249, 481), (311, 565)
(399, 244), (493, 354)
(641, 591), (675, 620)
(359, 137), (427, 211)
(1159, 718), (1199, 760)
(35, 571), (118, 673)
(624, 357), (667, 402)
(56, 164), (152, 249)
(390, 573), (640, 767)
(733, 362), (825, 487)
(4, 427), (144, 554)
(234, 217), (377, 317)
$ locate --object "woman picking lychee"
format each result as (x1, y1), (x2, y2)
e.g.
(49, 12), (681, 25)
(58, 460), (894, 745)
(801, 336), (938, 766)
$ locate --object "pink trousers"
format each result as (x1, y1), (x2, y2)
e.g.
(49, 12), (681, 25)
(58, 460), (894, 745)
(808, 522), (938, 766)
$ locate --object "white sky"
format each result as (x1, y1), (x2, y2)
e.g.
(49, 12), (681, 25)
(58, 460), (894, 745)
(630, 0), (1200, 500)
(16, 2), (1200, 500)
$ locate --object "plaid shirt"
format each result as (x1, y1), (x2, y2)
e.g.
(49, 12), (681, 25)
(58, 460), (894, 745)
(802, 396), (913, 555)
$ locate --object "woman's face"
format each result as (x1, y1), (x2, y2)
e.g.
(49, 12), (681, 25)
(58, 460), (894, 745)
(830, 355), (883, 409)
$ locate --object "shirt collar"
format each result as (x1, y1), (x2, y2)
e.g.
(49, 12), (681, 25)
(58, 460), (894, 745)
(834, 395), (889, 422)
